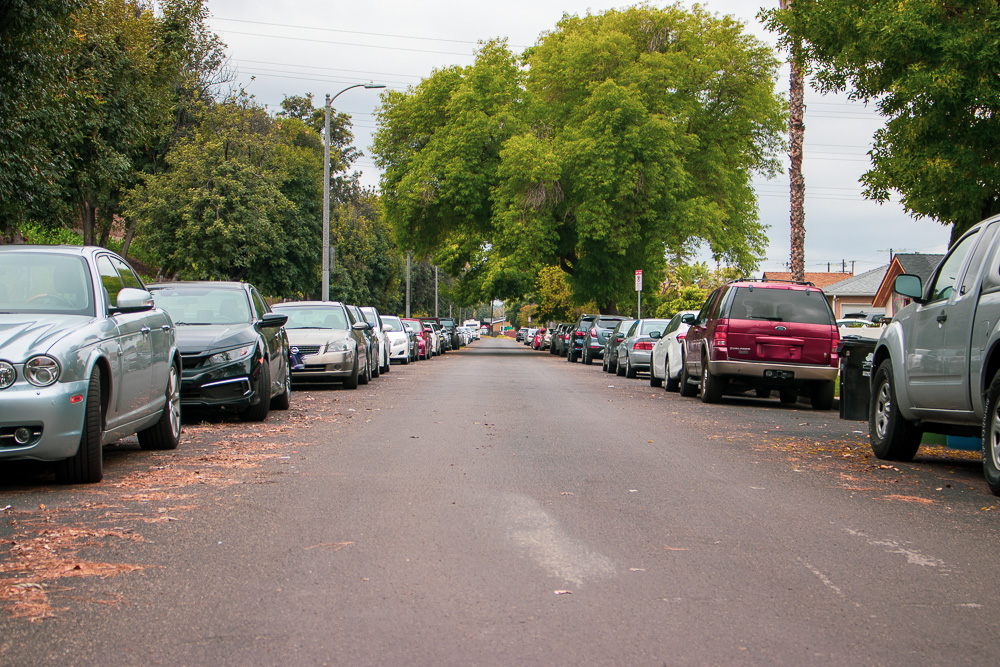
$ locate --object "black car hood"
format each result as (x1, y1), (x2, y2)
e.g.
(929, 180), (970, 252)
(174, 324), (257, 354)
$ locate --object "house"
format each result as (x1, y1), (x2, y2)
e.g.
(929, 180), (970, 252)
(872, 253), (945, 316)
(760, 271), (854, 290)
(821, 264), (890, 319)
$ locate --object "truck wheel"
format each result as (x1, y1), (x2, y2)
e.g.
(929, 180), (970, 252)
(982, 373), (1000, 495)
(56, 371), (103, 484)
(679, 353), (698, 397)
(700, 356), (724, 403)
(870, 360), (920, 461)
(139, 363), (181, 449)
(811, 380), (835, 411)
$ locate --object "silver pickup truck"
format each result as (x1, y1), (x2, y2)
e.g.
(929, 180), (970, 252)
(869, 213), (1000, 494)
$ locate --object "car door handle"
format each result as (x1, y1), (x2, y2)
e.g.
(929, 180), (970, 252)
(141, 326), (151, 334)
(161, 324), (172, 332)
(936, 313), (948, 324)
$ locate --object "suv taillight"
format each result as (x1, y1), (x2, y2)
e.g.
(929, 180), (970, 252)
(711, 322), (729, 361)
(590, 327), (598, 337)
(574, 331), (584, 338)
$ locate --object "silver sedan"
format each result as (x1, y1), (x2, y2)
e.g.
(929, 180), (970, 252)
(0, 246), (181, 483)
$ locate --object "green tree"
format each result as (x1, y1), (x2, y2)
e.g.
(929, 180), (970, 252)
(763, 1), (1000, 241)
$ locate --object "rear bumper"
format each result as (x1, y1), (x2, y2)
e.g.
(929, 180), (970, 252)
(709, 359), (838, 382)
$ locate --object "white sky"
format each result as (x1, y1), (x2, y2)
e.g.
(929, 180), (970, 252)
(203, 0), (952, 276)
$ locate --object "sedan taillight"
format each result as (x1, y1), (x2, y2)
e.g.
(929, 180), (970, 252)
(633, 341), (654, 351)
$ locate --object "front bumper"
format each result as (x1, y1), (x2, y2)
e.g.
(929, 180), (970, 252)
(291, 349), (356, 380)
(0, 378), (89, 462)
(181, 357), (258, 408)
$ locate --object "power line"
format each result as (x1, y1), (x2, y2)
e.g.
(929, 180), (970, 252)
(235, 59), (424, 80)
(218, 29), (476, 57)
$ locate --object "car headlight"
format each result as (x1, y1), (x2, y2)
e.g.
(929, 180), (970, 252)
(24, 355), (60, 387)
(326, 340), (350, 353)
(206, 345), (254, 366)
(0, 361), (15, 389)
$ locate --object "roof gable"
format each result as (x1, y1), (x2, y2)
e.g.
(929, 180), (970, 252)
(760, 271), (853, 289)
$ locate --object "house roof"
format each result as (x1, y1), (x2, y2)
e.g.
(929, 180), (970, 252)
(760, 271), (853, 289)
(823, 264), (889, 297)
(873, 253), (945, 307)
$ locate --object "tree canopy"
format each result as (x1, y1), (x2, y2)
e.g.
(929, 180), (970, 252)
(763, 0), (1000, 241)
(375, 5), (786, 312)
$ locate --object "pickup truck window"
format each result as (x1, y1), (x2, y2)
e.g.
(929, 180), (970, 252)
(960, 223), (999, 296)
(929, 230), (979, 302)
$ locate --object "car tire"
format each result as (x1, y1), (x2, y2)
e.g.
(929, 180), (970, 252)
(666, 371), (680, 393)
(650, 368), (662, 387)
(239, 357), (271, 422)
(359, 353), (371, 385)
(371, 351), (380, 378)
(138, 362), (181, 450)
(567, 350), (575, 363)
(616, 355), (626, 377)
(382, 349), (390, 373)
(270, 358), (291, 410)
(982, 372), (1000, 495)
(870, 360), (921, 461)
(679, 353), (698, 397)
(810, 380), (835, 411)
(625, 355), (637, 379)
(344, 354), (360, 389)
(584, 348), (593, 365)
(779, 387), (798, 404)
(56, 370), (103, 484)
(700, 356), (724, 403)
(755, 388), (772, 399)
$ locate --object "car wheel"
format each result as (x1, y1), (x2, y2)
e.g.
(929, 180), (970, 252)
(870, 360), (921, 461)
(810, 380), (835, 410)
(139, 362), (181, 450)
(567, 350), (575, 362)
(650, 367), (662, 387)
(270, 357), (291, 410)
(982, 372), (1000, 495)
(679, 353), (698, 397)
(359, 353), (371, 385)
(755, 388), (772, 399)
(584, 348), (593, 365)
(344, 353), (360, 389)
(602, 353), (609, 372)
(779, 387), (798, 404)
(666, 369), (680, 393)
(616, 355), (626, 377)
(55, 371), (103, 484)
(382, 349), (391, 373)
(700, 356), (724, 403)
(239, 356), (271, 422)
(625, 355), (637, 379)
(402, 352), (410, 365)
(371, 351), (380, 378)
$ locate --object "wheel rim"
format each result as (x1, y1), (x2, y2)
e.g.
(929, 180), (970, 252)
(991, 401), (1000, 470)
(874, 379), (892, 440)
(167, 365), (181, 439)
(702, 362), (708, 388)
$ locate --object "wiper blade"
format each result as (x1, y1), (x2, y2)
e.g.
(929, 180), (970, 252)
(174, 321), (212, 326)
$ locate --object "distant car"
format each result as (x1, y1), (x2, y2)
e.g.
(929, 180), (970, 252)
(650, 310), (698, 391)
(148, 281), (291, 421)
(616, 318), (670, 378)
(348, 304), (378, 371)
(360, 306), (391, 375)
(516, 327), (528, 342)
(382, 315), (414, 364)
(602, 319), (636, 373)
(581, 315), (629, 365)
(566, 315), (597, 362)
(680, 280), (839, 409)
(271, 301), (372, 388)
(403, 317), (432, 359)
(0, 246), (181, 483)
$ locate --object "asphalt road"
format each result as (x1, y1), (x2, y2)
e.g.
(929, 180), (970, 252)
(2, 336), (1000, 665)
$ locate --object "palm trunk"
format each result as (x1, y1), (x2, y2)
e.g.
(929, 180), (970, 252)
(783, 0), (806, 283)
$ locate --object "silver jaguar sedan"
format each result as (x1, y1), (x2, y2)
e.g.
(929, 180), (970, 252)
(270, 301), (371, 389)
(0, 246), (181, 483)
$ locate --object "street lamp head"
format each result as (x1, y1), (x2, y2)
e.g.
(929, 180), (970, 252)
(364, 82), (387, 90)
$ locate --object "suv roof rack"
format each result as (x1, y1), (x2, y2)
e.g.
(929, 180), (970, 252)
(729, 278), (816, 287)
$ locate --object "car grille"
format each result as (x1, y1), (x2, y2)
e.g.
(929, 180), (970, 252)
(181, 353), (210, 370)
(291, 345), (322, 355)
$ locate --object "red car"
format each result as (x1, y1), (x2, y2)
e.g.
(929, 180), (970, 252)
(402, 318), (431, 360)
(532, 327), (550, 350)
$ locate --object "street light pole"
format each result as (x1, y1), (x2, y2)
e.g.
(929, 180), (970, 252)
(322, 82), (386, 301)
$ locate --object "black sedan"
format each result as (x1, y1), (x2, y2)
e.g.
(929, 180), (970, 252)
(148, 281), (291, 421)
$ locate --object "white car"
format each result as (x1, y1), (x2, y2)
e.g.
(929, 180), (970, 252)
(360, 306), (391, 375)
(650, 310), (698, 391)
(381, 315), (413, 364)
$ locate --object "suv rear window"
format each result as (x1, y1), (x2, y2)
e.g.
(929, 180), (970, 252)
(596, 318), (624, 329)
(728, 287), (834, 325)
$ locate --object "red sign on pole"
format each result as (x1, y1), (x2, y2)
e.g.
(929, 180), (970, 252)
(635, 270), (643, 292)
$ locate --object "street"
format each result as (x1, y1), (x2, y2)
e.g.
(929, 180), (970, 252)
(2, 336), (999, 665)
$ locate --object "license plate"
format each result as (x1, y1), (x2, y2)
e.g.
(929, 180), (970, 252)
(765, 369), (794, 380)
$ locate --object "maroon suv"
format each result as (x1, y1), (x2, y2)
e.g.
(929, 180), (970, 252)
(679, 280), (840, 409)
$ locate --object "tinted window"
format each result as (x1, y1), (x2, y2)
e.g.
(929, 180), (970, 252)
(729, 287), (835, 325)
(930, 231), (979, 302)
(597, 318), (624, 329)
(273, 305), (349, 329)
(96, 255), (124, 307)
(150, 286), (251, 325)
(0, 253), (95, 316)
(111, 257), (143, 290)
(250, 288), (268, 319)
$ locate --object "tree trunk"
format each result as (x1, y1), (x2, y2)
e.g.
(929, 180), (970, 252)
(98, 209), (113, 248)
(784, 0), (806, 283)
(79, 199), (96, 246)
(122, 217), (138, 258)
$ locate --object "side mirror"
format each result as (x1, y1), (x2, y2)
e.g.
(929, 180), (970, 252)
(260, 312), (288, 328)
(117, 288), (154, 313)
(352, 322), (371, 331)
(894, 274), (925, 303)
(649, 331), (661, 339)
(681, 314), (697, 325)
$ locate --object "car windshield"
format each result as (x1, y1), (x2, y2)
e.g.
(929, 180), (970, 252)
(640, 319), (670, 335)
(381, 316), (403, 332)
(273, 305), (349, 330)
(730, 287), (835, 325)
(150, 286), (251, 325)
(0, 253), (96, 317)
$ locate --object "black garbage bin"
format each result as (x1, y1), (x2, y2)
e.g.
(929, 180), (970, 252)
(838, 336), (878, 421)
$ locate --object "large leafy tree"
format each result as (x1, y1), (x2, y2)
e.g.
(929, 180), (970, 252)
(764, 1), (1000, 242)
(375, 6), (785, 313)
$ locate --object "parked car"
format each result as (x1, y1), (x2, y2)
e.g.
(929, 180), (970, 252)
(680, 279), (839, 409)
(616, 318), (670, 378)
(524, 327), (538, 346)
(516, 327), (528, 342)
(439, 316), (461, 349)
(566, 315), (597, 362)
(549, 323), (567, 355)
(401, 317), (430, 360)
(602, 319), (636, 373)
(381, 315), (414, 364)
(270, 301), (372, 388)
(419, 318), (446, 354)
(650, 310), (698, 391)
(348, 304), (378, 372)
(0, 246), (181, 483)
(532, 327), (548, 350)
(360, 306), (391, 375)
(865, 213), (1000, 493)
(582, 315), (629, 365)
(147, 281), (291, 421)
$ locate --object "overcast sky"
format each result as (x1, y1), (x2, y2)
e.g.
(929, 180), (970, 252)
(202, 0), (952, 276)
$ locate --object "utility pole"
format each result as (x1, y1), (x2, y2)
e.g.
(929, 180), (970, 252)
(405, 252), (411, 318)
(434, 266), (439, 317)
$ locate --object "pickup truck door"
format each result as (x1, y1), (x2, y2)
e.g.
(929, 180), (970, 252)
(906, 226), (994, 412)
